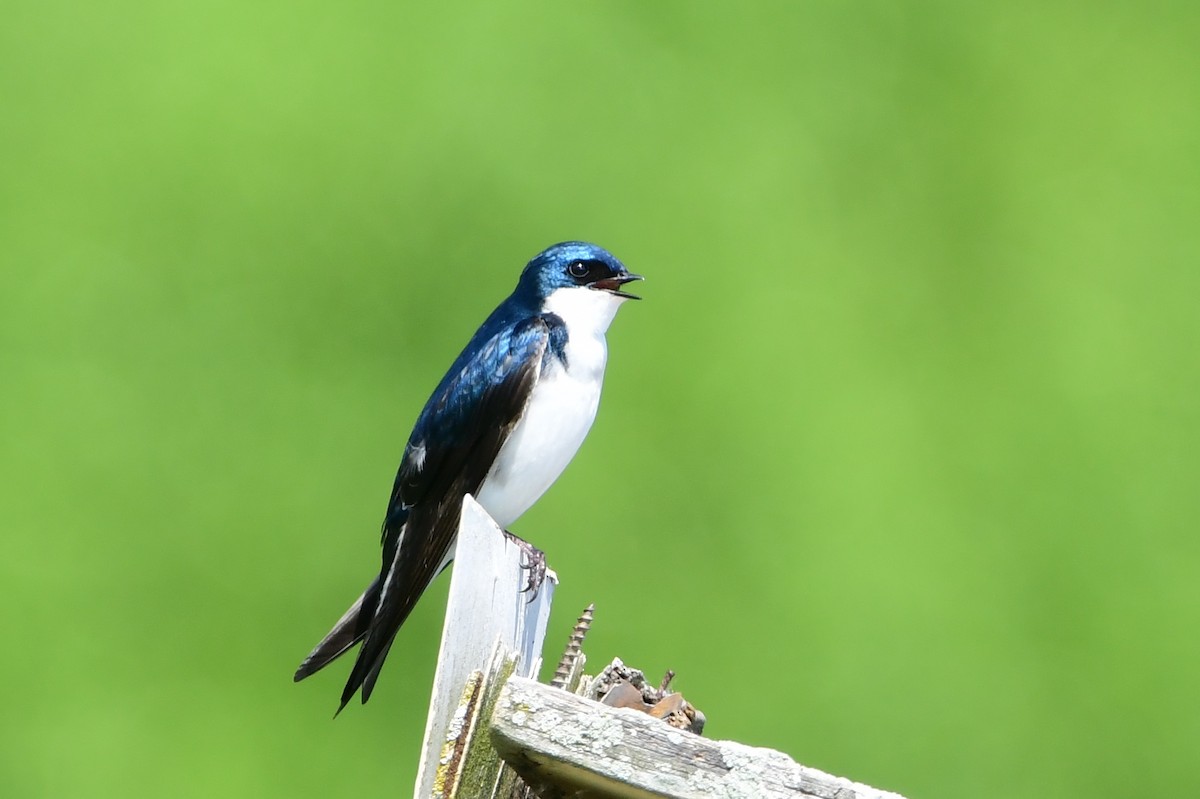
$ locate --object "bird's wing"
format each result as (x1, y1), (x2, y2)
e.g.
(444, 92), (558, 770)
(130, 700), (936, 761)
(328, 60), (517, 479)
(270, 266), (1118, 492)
(334, 314), (561, 711)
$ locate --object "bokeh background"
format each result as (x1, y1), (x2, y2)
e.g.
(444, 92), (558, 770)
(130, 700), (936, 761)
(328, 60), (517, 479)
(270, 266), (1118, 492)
(3, 2), (1198, 797)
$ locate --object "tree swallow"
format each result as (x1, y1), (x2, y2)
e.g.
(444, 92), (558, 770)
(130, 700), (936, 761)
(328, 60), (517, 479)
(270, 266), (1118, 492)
(294, 241), (642, 713)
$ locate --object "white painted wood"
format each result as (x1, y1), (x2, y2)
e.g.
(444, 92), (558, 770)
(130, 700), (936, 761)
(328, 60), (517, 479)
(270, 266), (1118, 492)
(414, 496), (557, 799)
(491, 677), (909, 799)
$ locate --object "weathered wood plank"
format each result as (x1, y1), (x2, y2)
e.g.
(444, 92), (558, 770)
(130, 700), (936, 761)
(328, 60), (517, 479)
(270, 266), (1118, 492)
(414, 496), (557, 799)
(490, 677), (909, 799)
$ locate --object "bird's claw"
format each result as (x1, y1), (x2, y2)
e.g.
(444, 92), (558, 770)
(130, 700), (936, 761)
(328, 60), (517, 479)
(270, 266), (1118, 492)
(503, 530), (547, 601)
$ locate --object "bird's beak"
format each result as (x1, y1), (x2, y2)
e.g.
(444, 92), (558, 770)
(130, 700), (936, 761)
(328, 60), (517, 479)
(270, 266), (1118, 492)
(590, 273), (644, 300)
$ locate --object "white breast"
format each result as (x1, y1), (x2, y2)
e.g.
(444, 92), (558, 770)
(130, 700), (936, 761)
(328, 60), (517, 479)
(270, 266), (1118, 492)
(474, 286), (626, 528)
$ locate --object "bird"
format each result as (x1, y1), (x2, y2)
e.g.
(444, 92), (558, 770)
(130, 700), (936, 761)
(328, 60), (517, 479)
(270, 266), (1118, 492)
(294, 241), (642, 714)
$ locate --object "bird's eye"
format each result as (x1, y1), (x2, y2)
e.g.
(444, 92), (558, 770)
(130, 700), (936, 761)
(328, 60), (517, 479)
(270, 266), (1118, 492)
(567, 262), (590, 279)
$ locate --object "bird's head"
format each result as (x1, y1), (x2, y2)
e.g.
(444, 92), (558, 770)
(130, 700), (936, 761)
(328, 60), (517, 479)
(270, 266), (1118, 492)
(516, 242), (643, 330)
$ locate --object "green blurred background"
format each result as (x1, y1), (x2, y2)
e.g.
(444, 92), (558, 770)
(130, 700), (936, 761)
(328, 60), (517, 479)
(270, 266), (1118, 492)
(3, 1), (1198, 797)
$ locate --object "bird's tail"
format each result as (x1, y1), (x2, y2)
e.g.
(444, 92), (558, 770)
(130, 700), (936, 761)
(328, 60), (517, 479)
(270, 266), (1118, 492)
(294, 506), (448, 714)
(293, 578), (378, 683)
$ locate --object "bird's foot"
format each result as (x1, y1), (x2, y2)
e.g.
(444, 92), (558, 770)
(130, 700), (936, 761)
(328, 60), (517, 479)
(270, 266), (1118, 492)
(503, 530), (547, 600)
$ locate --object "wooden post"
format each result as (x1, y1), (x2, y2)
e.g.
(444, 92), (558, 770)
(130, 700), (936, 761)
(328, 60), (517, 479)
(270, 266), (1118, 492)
(489, 677), (909, 799)
(411, 497), (907, 799)
(413, 495), (557, 799)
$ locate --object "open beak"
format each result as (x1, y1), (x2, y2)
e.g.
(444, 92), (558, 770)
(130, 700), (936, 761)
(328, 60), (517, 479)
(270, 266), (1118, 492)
(589, 273), (644, 300)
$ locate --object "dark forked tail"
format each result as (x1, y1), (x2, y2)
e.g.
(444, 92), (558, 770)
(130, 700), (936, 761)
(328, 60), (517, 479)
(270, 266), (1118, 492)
(295, 498), (458, 715)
